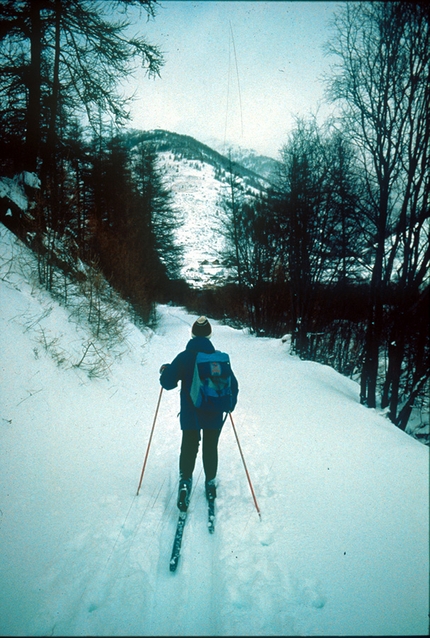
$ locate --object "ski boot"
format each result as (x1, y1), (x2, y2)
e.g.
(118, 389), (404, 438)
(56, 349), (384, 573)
(205, 479), (217, 503)
(177, 476), (192, 512)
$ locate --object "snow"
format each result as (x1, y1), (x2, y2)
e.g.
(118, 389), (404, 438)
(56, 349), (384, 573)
(0, 177), (29, 213)
(157, 151), (233, 288)
(157, 148), (263, 289)
(0, 172), (40, 215)
(0, 222), (429, 636)
(157, 152), (229, 287)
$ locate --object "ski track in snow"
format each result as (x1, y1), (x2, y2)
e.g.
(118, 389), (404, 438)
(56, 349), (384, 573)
(0, 225), (429, 636)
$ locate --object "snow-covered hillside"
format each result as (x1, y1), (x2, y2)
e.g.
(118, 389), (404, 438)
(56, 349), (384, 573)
(1, 223), (429, 636)
(156, 151), (232, 287)
(130, 129), (273, 288)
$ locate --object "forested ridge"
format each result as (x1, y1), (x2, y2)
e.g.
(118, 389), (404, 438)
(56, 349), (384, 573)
(0, 0), (428, 440)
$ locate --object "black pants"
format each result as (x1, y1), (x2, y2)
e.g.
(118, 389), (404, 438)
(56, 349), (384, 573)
(179, 429), (221, 482)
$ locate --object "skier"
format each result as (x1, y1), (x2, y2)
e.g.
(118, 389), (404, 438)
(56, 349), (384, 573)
(159, 316), (239, 512)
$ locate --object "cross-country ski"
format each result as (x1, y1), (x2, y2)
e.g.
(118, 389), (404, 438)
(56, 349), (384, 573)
(207, 500), (215, 534)
(170, 512), (187, 573)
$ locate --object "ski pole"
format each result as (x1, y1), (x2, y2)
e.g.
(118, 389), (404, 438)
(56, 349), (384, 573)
(229, 413), (261, 520)
(136, 386), (163, 496)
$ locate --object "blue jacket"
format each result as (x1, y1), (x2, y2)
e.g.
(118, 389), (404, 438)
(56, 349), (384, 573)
(160, 337), (239, 431)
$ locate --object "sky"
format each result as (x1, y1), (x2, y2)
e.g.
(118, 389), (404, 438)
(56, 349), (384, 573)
(0, 218), (429, 636)
(126, 1), (341, 159)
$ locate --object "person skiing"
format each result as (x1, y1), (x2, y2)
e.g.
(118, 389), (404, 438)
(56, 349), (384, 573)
(159, 316), (239, 512)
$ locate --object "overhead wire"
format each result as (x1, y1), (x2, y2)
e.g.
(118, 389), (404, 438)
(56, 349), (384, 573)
(224, 21), (244, 152)
(223, 31), (231, 151)
(230, 21), (244, 140)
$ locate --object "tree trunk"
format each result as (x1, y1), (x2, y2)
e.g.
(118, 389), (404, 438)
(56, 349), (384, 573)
(360, 181), (389, 408)
(25, 0), (42, 172)
(41, 0), (62, 230)
(396, 372), (429, 431)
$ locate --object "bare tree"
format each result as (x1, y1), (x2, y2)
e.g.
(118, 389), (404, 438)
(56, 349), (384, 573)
(275, 117), (362, 355)
(326, 1), (430, 425)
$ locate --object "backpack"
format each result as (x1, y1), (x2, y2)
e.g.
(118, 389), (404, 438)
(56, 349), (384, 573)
(190, 351), (233, 412)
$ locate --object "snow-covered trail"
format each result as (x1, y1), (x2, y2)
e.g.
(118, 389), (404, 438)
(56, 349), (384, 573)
(1, 225), (429, 636)
(135, 307), (295, 636)
(61, 306), (293, 637)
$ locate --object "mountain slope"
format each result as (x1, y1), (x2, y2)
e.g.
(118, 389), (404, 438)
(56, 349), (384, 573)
(127, 129), (277, 190)
(203, 135), (282, 181)
(127, 129), (275, 287)
(0, 223), (428, 636)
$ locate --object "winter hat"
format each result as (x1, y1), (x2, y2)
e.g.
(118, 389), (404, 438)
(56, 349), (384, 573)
(191, 316), (212, 339)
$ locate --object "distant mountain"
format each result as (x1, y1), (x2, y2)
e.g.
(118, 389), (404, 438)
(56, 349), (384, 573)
(203, 136), (282, 183)
(126, 129), (277, 191)
(125, 129), (277, 288)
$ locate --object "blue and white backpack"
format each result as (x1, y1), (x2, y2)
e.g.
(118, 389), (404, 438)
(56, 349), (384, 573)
(190, 351), (233, 412)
